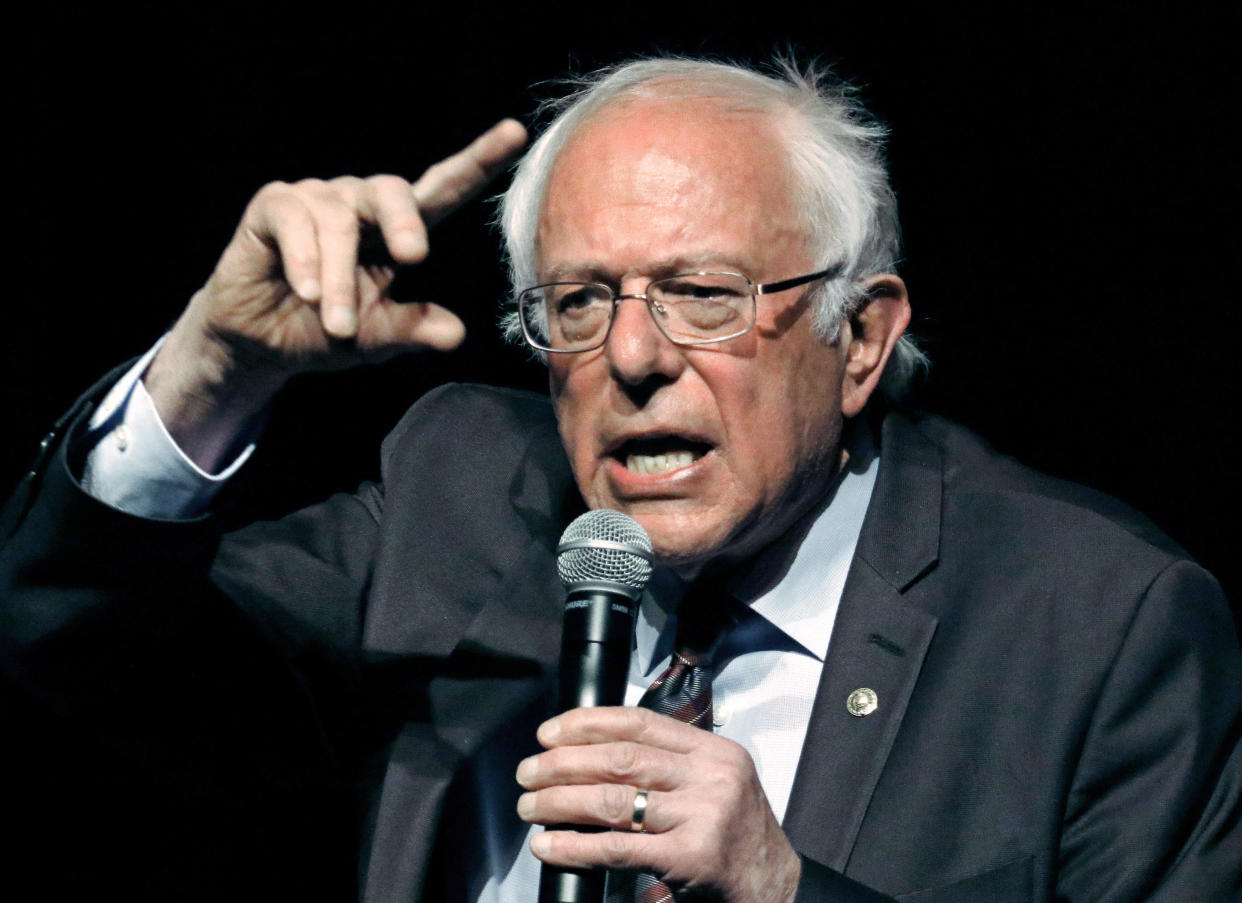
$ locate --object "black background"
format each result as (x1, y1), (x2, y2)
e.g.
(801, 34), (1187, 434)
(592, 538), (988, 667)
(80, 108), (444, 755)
(10, 3), (1239, 610)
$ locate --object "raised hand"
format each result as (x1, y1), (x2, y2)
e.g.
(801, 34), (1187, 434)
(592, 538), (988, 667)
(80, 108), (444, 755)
(143, 119), (527, 470)
(517, 706), (802, 903)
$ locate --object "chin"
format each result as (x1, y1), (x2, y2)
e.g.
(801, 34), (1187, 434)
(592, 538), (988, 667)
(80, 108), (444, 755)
(633, 517), (733, 575)
(582, 488), (736, 573)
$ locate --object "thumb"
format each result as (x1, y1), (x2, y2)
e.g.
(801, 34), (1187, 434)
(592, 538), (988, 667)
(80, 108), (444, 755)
(359, 300), (466, 353)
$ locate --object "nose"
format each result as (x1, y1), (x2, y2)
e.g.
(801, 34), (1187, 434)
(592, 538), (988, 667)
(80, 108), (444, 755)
(604, 288), (685, 389)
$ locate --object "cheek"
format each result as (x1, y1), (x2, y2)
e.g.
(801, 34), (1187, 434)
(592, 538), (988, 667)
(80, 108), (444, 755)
(548, 356), (592, 429)
(549, 363), (606, 494)
(740, 342), (844, 485)
(788, 362), (846, 477)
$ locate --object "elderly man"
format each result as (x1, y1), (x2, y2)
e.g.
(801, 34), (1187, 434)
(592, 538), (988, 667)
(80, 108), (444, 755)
(2, 59), (1238, 902)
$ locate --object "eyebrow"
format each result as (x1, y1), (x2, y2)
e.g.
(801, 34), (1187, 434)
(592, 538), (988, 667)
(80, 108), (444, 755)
(539, 253), (757, 284)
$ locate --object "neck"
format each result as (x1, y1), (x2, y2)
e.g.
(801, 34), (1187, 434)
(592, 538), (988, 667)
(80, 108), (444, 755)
(680, 416), (877, 602)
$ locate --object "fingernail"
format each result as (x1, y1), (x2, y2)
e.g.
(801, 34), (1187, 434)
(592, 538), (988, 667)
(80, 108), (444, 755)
(325, 306), (357, 338)
(295, 278), (321, 300)
(516, 792), (534, 819)
(537, 717), (562, 746)
(516, 756), (536, 787)
(530, 833), (550, 856)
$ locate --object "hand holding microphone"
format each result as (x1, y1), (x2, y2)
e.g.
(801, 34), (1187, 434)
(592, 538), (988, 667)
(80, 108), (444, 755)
(525, 510), (801, 903)
(538, 510), (652, 903)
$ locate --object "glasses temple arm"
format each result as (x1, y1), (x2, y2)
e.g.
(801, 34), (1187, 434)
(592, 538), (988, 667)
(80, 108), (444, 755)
(755, 263), (845, 295)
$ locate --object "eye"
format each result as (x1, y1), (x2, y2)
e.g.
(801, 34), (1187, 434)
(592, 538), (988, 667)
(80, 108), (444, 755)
(555, 286), (605, 316)
(656, 275), (748, 302)
(646, 275), (752, 339)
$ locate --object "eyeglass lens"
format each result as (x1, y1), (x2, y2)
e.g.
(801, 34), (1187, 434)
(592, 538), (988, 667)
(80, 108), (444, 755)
(520, 273), (755, 351)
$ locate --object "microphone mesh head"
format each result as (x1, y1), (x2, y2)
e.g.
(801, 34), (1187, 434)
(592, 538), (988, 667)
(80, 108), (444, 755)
(557, 509), (654, 595)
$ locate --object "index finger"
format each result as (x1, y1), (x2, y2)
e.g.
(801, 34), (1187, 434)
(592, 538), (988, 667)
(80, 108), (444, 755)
(538, 707), (708, 754)
(412, 118), (528, 226)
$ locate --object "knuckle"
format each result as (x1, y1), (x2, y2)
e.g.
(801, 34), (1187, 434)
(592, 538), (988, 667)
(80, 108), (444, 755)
(631, 707), (661, 742)
(598, 830), (633, 869)
(329, 174), (365, 189)
(367, 173), (410, 192)
(326, 175), (366, 203)
(601, 784), (633, 824)
(254, 180), (291, 201)
(292, 177), (329, 194)
(717, 748), (745, 773)
(604, 743), (642, 781)
(714, 740), (753, 773)
(705, 759), (745, 793)
(247, 182), (299, 222)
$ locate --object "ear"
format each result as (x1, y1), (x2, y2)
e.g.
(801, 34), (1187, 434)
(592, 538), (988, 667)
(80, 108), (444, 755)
(840, 274), (911, 418)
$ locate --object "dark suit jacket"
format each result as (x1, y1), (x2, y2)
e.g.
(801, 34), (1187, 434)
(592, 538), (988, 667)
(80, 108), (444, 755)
(2, 381), (1239, 902)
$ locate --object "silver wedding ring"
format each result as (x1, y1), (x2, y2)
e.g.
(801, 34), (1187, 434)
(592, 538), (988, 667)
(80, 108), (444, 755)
(630, 788), (649, 833)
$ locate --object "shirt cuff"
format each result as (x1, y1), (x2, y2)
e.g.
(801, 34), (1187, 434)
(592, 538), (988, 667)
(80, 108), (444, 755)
(80, 339), (256, 519)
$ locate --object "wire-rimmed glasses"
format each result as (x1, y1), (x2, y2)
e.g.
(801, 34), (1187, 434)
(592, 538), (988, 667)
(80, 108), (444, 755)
(516, 264), (843, 353)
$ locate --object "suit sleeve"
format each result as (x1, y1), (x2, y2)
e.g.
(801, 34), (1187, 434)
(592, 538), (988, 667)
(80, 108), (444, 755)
(0, 381), (396, 740)
(1057, 559), (1241, 902)
(0, 379), (386, 896)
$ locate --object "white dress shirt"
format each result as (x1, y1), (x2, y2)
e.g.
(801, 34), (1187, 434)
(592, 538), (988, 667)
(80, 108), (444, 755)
(81, 352), (879, 903)
(82, 342), (254, 517)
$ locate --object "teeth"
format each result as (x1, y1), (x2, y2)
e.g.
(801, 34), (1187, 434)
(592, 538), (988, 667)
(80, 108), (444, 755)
(625, 451), (698, 475)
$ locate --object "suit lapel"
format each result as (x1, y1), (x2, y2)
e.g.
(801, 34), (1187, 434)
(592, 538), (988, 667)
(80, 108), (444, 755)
(783, 413), (942, 872)
(362, 527), (566, 903)
(363, 405), (581, 902)
(363, 533), (566, 903)
(445, 422), (582, 680)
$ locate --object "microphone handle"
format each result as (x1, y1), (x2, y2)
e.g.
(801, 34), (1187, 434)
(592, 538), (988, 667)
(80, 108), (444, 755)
(538, 587), (638, 903)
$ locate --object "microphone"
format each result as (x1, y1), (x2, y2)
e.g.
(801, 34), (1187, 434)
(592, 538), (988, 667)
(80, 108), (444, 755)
(538, 509), (653, 903)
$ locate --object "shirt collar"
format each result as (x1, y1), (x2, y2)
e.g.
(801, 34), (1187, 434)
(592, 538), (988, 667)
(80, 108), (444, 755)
(747, 435), (878, 661)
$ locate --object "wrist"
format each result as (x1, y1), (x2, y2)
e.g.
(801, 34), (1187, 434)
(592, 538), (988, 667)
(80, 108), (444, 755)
(143, 300), (285, 471)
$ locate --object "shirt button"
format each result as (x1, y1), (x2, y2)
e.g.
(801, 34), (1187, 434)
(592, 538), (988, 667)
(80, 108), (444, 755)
(114, 425), (129, 452)
(846, 687), (878, 717)
(712, 700), (731, 728)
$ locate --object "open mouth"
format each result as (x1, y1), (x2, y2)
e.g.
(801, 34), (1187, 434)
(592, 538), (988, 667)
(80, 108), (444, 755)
(609, 435), (714, 476)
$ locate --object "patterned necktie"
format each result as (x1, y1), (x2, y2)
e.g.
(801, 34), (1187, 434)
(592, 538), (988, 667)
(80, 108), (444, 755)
(609, 584), (734, 903)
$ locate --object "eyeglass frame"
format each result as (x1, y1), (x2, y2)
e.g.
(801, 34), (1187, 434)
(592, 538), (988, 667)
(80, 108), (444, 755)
(516, 263), (845, 354)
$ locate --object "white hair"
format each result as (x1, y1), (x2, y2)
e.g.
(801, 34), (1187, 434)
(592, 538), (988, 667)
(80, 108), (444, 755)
(497, 56), (927, 400)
